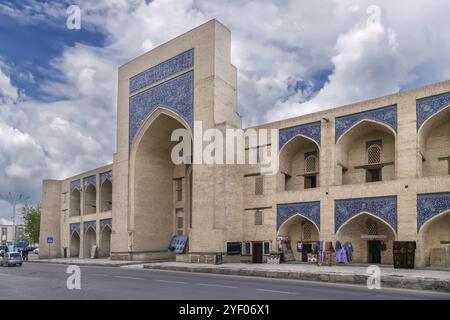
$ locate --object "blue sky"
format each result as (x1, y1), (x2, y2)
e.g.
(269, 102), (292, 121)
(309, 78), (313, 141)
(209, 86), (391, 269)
(1, 0), (450, 223)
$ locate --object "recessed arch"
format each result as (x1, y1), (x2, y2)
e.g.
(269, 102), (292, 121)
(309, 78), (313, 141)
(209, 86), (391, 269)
(336, 119), (397, 145)
(279, 134), (321, 155)
(279, 135), (321, 191)
(277, 213), (320, 236)
(130, 106), (192, 154)
(336, 211), (397, 236)
(83, 227), (97, 259)
(129, 107), (192, 256)
(336, 119), (397, 185)
(417, 104), (450, 177)
(419, 209), (450, 234)
(70, 232), (80, 258)
(69, 189), (81, 217)
(84, 184), (96, 215)
(99, 224), (112, 258)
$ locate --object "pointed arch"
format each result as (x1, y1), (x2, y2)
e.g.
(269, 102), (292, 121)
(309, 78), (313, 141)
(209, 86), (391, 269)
(336, 211), (397, 236)
(336, 119), (397, 145)
(277, 213), (320, 235)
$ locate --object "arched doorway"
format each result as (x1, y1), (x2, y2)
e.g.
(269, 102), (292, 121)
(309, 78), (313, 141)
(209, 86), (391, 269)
(83, 227), (97, 258)
(84, 184), (96, 215)
(418, 105), (450, 177)
(336, 120), (396, 185)
(337, 213), (396, 264)
(70, 189), (80, 217)
(419, 210), (450, 267)
(70, 232), (80, 258)
(277, 214), (319, 262)
(99, 225), (112, 258)
(278, 135), (320, 191)
(100, 179), (112, 212)
(130, 108), (192, 256)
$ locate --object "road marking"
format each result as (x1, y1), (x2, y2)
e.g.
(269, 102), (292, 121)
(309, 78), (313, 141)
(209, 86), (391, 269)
(155, 279), (188, 284)
(256, 288), (298, 295)
(196, 283), (238, 289)
(90, 273), (110, 277)
(114, 276), (145, 280)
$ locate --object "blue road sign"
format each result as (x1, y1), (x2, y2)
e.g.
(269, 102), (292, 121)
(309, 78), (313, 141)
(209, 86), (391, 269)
(47, 237), (54, 244)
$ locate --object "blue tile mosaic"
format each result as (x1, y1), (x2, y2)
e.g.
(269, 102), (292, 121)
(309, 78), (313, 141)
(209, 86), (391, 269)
(70, 223), (80, 236)
(335, 105), (397, 142)
(83, 175), (96, 188)
(416, 92), (450, 130)
(100, 218), (112, 231)
(129, 49), (194, 94)
(277, 202), (321, 231)
(84, 221), (96, 233)
(335, 196), (397, 233)
(279, 121), (321, 151)
(417, 192), (450, 231)
(100, 171), (112, 186)
(129, 71), (194, 148)
(70, 180), (81, 192)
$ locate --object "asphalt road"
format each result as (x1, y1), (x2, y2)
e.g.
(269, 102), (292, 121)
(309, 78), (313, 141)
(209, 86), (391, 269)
(0, 263), (449, 300)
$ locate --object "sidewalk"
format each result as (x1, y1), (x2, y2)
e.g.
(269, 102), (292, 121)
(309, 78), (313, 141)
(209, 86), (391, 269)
(30, 257), (149, 267)
(141, 262), (450, 293)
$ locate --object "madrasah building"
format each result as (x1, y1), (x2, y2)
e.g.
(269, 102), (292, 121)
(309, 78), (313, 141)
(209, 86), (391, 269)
(39, 20), (450, 268)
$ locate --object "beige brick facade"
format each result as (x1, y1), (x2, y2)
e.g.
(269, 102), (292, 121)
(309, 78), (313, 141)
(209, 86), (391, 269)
(40, 20), (450, 268)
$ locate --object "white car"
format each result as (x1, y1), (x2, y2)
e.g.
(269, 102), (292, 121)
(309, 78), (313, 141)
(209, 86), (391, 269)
(33, 248), (39, 254)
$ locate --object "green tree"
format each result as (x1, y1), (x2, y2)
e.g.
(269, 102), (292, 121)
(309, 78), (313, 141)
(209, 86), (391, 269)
(21, 205), (41, 245)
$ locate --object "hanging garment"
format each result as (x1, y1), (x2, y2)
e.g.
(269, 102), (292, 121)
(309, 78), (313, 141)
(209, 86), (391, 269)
(336, 248), (348, 264)
(335, 241), (342, 251)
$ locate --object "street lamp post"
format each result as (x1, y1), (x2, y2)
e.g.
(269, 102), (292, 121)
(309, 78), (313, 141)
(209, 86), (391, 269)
(1, 192), (29, 251)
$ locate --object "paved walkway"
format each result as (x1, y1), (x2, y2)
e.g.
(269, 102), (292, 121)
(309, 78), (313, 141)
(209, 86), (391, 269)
(140, 262), (450, 293)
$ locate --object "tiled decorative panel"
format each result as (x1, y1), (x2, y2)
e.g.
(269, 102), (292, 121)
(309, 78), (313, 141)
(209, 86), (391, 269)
(335, 105), (397, 142)
(279, 121), (321, 151)
(416, 92), (450, 130)
(277, 201), (321, 230)
(70, 180), (81, 192)
(129, 71), (194, 148)
(100, 218), (112, 231)
(129, 49), (194, 94)
(100, 171), (112, 185)
(83, 175), (96, 188)
(70, 223), (80, 236)
(335, 196), (397, 233)
(84, 221), (96, 233)
(417, 192), (450, 231)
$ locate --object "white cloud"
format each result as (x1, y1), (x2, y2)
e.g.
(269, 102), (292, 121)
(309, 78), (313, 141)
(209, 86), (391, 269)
(1, 0), (450, 223)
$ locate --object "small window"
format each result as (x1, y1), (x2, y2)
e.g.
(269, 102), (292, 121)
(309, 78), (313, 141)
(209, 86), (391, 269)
(255, 210), (263, 226)
(263, 241), (270, 255)
(305, 175), (317, 189)
(366, 218), (378, 235)
(226, 242), (242, 255)
(175, 179), (183, 201)
(366, 169), (382, 182)
(255, 176), (264, 195)
(305, 155), (317, 173)
(243, 242), (251, 256)
(367, 145), (381, 164)
(303, 223), (312, 240)
(177, 217), (184, 229)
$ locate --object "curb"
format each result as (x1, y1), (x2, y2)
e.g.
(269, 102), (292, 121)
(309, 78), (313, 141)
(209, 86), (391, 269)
(143, 264), (450, 293)
(27, 260), (143, 268)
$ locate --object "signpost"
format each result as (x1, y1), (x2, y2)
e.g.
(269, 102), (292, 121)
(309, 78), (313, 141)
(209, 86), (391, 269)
(47, 236), (54, 257)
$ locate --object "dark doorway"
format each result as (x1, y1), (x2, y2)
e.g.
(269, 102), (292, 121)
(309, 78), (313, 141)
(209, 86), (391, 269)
(305, 175), (317, 189)
(367, 240), (382, 263)
(301, 244), (313, 262)
(366, 169), (382, 182)
(252, 242), (263, 264)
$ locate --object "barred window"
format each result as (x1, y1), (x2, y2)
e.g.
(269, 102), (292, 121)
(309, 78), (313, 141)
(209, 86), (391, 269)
(367, 145), (381, 164)
(303, 223), (312, 240)
(255, 210), (263, 225)
(305, 155), (317, 173)
(255, 176), (264, 195)
(366, 218), (378, 235)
